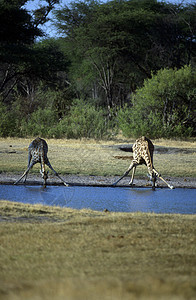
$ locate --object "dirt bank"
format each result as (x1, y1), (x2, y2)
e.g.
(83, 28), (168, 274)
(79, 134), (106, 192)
(0, 173), (196, 188)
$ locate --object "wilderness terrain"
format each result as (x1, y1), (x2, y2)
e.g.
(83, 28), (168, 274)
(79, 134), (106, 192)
(0, 201), (196, 300)
(0, 138), (196, 300)
(0, 137), (196, 187)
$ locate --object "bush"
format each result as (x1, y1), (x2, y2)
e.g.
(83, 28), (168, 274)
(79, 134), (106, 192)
(0, 103), (19, 137)
(56, 99), (113, 139)
(20, 108), (59, 137)
(16, 100), (114, 139)
(118, 65), (196, 138)
(118, 106), (164, 138)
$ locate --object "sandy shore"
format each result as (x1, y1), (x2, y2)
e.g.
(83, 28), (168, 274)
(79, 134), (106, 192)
(0, 173), (196, 188)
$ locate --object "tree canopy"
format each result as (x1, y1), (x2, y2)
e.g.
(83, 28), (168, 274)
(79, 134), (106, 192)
(0, 0), (195, 138)
(0, 0), (66, 102)
(54, 0), (195, 111)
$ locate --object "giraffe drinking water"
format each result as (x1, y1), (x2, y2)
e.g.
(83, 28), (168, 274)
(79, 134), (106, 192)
(14, 137), (69, 187)
(113, 136), (174, 189)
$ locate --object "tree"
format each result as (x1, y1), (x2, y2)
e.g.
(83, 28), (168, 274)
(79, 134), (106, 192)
(54, 0), (196, 114)
(0, 0), (62, 103)
(118, 65), (196, 138)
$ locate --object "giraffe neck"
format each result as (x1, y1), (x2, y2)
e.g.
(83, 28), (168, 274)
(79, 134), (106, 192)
(145, 145), (154, 175)
(39, 141), (44, 171)
(39, 140), (48, 186)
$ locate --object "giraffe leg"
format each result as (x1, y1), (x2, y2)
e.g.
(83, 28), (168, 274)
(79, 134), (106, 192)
(129, 166), (136, 186)
(153, 169), (174, 189)
(46, 160), (69, 186)
(14, 161), (35, 185)
(24, 152), (32, 184)
(147, 169), (157, 190)
(113, 162), (137, 186)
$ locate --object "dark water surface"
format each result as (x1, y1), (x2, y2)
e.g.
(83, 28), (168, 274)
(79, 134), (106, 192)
(0, 185), (195, 214)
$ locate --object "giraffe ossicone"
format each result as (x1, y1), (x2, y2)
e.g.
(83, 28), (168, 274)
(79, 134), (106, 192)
(14, 137), (69, 187)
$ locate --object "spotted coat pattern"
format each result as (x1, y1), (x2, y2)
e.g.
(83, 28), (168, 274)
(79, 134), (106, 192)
(132, 136), (155, 176)
(114, 136), (174, 189)
(28, 137), (50, 173)
(14, 137), (68, 187)
(113, 136), (158, 188)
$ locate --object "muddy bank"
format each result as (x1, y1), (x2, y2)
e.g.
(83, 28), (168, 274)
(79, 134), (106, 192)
(0, 173), (196, 188)
(114, 144), (196, 155)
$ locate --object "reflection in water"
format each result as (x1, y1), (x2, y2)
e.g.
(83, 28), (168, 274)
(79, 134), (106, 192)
(0, 185), (195, 214)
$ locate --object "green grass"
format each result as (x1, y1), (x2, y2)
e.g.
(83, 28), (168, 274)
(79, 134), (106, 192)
(0, 137), (196, 177)
(0, 201), (196, 300)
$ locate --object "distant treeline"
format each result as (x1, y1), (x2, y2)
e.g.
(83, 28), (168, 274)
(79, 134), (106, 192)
(0, 0), (195, 138)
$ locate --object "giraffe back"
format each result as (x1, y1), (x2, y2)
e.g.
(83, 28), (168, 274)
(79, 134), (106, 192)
(29, 137), (48, 163)
(132, 136), (154, 170)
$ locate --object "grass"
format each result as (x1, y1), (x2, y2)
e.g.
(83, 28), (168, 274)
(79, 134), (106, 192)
(0, 137), (196, 177)
(0, 137), (196, 299)
(0, 201), (196, 300)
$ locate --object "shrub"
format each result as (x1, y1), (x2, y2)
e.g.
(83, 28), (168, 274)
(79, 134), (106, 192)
(56, 99), (113, 139)
(118, 65), (196, 138)
(17, 100), (114, 139)
(0, 103), (19, 137)
(20, 108), (59, 137)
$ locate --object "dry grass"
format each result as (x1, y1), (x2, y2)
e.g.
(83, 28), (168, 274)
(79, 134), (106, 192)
(0, 138), (196, 299)
(0, 137), (196, 178)
(0, 201), (196, 300)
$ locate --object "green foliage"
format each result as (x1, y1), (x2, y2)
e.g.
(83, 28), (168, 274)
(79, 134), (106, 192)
(0, 1), (196, 139)
(24, 39), (70, 83)
(118, 65), (196, 138)
(1, 100), (114, 139)
(55, 99), (113, 139)
(0, 0), (41, 45)
(0, 0), (41, 67)
(0, 3), (69, 104)
(54, 0), (196, 110)
(0, 102), (18, 137)
(20, 108), (59, 138)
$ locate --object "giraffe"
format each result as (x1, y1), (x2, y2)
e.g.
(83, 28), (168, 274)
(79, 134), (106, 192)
(14, 137), (69, 187)
(113, 136), (174, 189)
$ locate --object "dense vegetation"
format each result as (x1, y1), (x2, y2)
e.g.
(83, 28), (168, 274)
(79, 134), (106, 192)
(0, 0), (195, 138)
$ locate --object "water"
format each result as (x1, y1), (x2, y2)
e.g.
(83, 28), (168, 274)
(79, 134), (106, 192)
(0, 185), (195, 214)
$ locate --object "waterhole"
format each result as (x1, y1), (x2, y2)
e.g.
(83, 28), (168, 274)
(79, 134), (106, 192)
(0, 185), (195, 214)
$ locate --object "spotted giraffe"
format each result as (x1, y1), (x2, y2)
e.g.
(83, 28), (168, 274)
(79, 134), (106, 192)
(113, 136), (174, 189)
(14, 137), (68, 187)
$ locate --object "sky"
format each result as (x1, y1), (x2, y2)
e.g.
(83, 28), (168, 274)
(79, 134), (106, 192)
(24, 0), (195, 38)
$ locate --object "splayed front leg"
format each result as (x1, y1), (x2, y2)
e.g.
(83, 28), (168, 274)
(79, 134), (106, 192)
(128, 166), (136, 186)
(14, 171), (29, 185)
(46, 160), (69, 186)
(158, 175), (174, 189)
(113, 162), (136, 186)
(14, 160), (36, 185)
(113, 170), (130, 186)
(153, 169), (174, 189)
(55, 173), (69, 186)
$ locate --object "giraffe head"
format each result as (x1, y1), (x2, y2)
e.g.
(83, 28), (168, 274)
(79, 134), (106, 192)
(150, 171), (158, 189)
(40, 169), (49, 187)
